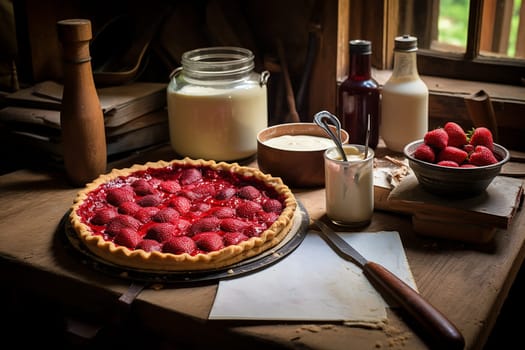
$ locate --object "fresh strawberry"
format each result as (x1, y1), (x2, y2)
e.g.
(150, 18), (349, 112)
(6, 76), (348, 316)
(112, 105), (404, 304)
(223, 232), (249, 246)
(469, 127), (494, 151)
(159, 180), (181, 194)
(152, 207), (180, 223)
(424, 128), (448, 150)
(90, 207), (118, 225)
(189, 216), (220, 235)
(262, 199), (283, 213)
(469, 145), (498, 166)
(220, 218), (250, 232)
(169, 196), (191, 214)
(437, 160), (459, 167)
(136, 239), (162, 252)
(215, 187), (236, 200)
(237, 185), (261, 200)
(437, 146), (468, 164)
(145, 222), (179, 242)
(463, 144), (474, 155)
(460, 163), (477, 168)
(105, 215), (141, 236)
(137, 194), (162, 207)
(106, 186), (134, 206)
(163, 236), (196, 255)
(236, 201), (262, 218)
(444, 122), (467, 147)
(179, 168), (202, 185)
(113, 228), (141, 249)
(118, 201), (141, 215)
(193, 232), (224, 252)
(212, 207), (236, 218)
(131, 179), (155, 195)
(413, 143), (435, 163)
(133, 207), (160, 223)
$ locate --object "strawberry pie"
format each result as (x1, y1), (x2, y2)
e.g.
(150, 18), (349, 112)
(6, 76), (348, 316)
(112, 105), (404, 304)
(69, 158), (297, 271)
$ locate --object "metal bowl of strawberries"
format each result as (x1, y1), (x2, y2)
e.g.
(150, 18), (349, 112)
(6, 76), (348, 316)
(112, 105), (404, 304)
(403, 122), (510, 197)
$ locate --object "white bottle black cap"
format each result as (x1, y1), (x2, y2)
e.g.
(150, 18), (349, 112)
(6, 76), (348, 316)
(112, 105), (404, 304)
(394, 35), (418, 52)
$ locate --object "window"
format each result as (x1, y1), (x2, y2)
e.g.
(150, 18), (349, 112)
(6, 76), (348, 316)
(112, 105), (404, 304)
(344, 0), (524, 150)
(399, 0), (525, 85)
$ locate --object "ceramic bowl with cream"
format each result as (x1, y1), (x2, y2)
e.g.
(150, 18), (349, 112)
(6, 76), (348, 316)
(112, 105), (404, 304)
(257, 123), (349, 188)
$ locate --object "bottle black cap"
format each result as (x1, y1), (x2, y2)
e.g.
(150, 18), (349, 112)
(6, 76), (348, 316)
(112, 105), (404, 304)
(394, 35), (418, 52)
(349, 40), (372, 54)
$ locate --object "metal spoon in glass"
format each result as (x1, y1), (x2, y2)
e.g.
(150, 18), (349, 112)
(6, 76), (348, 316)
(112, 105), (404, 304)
(313, 110), (347, 161)
(364, 113), (370, 159)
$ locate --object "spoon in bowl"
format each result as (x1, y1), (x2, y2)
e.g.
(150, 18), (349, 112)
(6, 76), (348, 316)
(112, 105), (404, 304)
(314, 111), (347, 161)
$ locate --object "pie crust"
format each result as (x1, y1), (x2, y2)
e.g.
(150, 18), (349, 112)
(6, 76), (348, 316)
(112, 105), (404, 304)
(69, 158), (297, 271)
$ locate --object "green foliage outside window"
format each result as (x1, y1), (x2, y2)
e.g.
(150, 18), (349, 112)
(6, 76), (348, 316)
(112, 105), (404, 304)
(438, 0), (522, 57)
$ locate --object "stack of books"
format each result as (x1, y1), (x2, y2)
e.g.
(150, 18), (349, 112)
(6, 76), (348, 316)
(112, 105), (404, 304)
(0, 80), (169, 162)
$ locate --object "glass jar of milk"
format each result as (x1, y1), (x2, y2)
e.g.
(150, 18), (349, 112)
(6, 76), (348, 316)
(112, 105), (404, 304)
(167, 47), (269, 161)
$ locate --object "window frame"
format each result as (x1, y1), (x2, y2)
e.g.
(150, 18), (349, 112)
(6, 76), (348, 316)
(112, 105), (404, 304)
(412, 0), (525, 86)
(329, 0), (525, 151)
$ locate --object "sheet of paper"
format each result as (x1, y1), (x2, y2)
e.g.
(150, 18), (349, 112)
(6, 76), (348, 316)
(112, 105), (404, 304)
(209, 230), (416, 321)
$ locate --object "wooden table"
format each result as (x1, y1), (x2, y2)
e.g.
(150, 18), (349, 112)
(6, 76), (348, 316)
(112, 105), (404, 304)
(1, 144), (524, 350)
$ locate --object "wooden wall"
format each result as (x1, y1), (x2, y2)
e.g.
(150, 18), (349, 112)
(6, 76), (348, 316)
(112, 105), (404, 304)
(11, 0), (525, 151)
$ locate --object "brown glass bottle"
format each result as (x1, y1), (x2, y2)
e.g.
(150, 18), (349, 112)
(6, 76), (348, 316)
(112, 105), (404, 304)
(338, 40), (380, 148)
(57, 19), (107, 186)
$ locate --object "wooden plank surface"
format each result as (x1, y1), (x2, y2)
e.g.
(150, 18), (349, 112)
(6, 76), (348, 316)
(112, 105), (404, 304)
(1, 144), (524, 349)
(374, 174), (524, 244)
(388, 175), (522, 227)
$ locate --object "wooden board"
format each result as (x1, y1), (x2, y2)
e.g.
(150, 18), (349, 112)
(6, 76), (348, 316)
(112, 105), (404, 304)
(375, 175), (524, 243)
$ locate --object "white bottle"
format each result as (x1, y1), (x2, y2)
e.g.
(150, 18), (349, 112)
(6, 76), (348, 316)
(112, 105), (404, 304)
(380, 35), (428, 153)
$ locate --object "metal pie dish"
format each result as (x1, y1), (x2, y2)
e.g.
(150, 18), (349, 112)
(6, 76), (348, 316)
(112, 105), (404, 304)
(403, 139), (510, 198)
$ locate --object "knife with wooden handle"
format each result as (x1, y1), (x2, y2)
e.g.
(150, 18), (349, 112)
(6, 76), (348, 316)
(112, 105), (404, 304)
(313, 220), (465, 350)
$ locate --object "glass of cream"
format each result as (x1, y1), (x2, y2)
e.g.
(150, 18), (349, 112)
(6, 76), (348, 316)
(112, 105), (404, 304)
(324, 144), (374, 227)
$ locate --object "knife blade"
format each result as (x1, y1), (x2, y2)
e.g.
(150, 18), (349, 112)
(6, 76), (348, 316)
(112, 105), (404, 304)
(313, 220), (465, 350)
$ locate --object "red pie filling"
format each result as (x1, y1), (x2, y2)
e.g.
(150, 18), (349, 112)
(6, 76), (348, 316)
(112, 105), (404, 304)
(75, 164), (286, 256)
